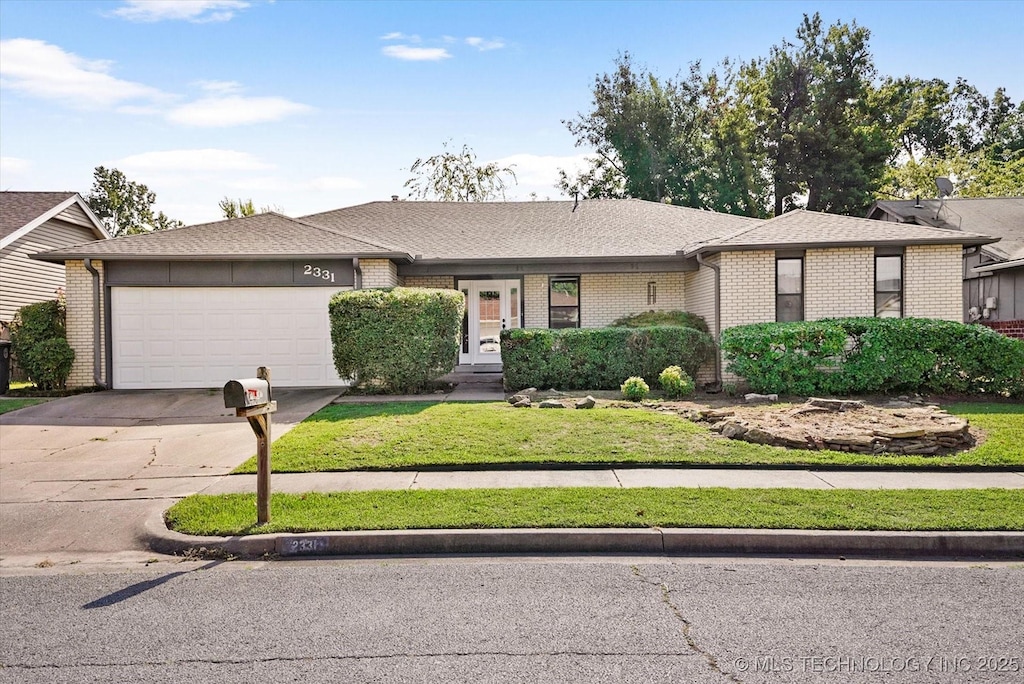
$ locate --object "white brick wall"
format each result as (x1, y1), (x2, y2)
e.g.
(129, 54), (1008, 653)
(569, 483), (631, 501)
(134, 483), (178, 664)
(804, 247), (874, 320)
(905, 244), (961, 320)
(523, 274), (548, 328)
(360, 259), (399, 288)
(403, 275), (456, 289)
(684, 258), (718, 337)
(65, 259), (105, 388)
(579, 272), (685, 327)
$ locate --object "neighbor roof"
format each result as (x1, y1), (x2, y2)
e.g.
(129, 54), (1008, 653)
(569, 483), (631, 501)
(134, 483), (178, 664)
(300, 199), (760, 261)
(0, 191), (110, 248)
(868, 197), (1024, 261)
(33, 212), (407, 262)
(684, 209), (998, 255)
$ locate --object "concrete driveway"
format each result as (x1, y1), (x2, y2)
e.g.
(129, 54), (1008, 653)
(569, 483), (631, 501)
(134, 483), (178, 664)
(0, 388), (339, 567)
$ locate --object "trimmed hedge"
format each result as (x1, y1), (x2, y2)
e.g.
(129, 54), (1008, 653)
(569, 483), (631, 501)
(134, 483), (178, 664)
(609, 309), (710, 333)
(500, 326), (715, 391)
(10, 299), (75, 390)
(721, 317), (1024, 398)
(329, 287), (465, 393)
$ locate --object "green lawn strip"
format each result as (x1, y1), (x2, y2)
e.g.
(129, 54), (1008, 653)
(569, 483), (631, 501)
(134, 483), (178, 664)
(0, 397), (51, 415)
(166, 487), (1024, 536)
(233, 401), (1024, 473)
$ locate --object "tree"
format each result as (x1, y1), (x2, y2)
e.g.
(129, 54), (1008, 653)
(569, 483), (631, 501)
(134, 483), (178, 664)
(218, 197), (277, 218)
(85, 166), (182, 237)
(404, 141), (517, 201)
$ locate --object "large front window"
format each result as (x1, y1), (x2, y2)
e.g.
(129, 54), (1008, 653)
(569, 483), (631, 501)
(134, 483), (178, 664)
(549, 276), (580, 328)
(776, 257), (804, 322)
(875, 255), (903, 317)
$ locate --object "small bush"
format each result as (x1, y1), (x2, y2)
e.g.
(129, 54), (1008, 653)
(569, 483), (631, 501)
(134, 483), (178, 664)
(500, 326), (715, 391)
(10, 300), (75, 390)
(610, 310), (709, 333)
(329, 287), (465, 394)
(620, 376), (649, 401)
(721, 317), (1024, 398)
(659, 365), (695, 399)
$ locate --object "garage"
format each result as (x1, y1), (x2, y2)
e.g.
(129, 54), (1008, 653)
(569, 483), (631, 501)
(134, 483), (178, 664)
(111, 286), (346, 389)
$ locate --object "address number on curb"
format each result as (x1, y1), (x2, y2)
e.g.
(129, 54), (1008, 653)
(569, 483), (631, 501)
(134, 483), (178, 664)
(280, 537), (329, 555)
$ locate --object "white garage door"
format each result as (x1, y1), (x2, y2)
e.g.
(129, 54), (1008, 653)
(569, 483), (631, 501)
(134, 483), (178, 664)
(111, 287), (348, 389)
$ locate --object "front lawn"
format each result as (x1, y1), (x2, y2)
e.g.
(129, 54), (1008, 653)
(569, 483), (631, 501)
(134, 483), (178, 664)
(166, 487), (1024, 536)
(0, 397), (51, 415)
(233, 401), (1024, 473)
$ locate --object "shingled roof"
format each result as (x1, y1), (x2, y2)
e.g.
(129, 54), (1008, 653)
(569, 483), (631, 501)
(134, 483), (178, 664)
(868, 197), (1024, 262)
(34, 212), (405, 262)
(1, 191), (78, 240)
(300, 199), (759, 260)
(684, 209), (998, 255)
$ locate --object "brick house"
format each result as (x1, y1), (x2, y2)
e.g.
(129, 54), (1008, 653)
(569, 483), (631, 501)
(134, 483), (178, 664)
(867, 197), (1024, 339)
(0, 192), (108, 335)
(34, 199), (995, 389)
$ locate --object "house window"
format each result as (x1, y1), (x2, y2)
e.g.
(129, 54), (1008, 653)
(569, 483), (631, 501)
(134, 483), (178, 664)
(549, 276), (580, 328)
(875, 254), (903, 317)
(776, 257), (803, 322)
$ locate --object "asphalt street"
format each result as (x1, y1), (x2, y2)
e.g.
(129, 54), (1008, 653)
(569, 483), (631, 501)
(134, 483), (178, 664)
(1, 556), (1021, 683)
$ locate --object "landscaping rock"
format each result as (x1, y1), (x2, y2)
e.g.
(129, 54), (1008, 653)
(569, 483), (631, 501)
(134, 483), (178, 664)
(508, 393), (530, 405)
(512, 397), (532, 408)
(808, 398), (865, 411)
(744, 393), (778, 404)
(575, 396), (597, 409)
(720, 421), (749, 439)
(538, 399), (565, 409)
(519, 387), (538, 395)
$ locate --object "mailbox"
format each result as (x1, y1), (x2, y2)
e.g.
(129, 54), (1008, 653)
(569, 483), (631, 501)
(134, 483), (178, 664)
(224, 378), (271, 409)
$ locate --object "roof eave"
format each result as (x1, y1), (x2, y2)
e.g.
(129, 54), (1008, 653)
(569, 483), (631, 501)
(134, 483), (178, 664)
(688, 236), (999, 256)
(30, 251), (414, 264)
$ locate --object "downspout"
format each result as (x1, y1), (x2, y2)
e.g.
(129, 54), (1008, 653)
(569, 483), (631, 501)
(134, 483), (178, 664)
(695, 252), (721, 388)
(83, 259), (106, 388)
(353, 258), (362, 289)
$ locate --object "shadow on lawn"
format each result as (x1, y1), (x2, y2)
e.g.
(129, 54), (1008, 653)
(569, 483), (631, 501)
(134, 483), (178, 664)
(306, 401), (440, 422)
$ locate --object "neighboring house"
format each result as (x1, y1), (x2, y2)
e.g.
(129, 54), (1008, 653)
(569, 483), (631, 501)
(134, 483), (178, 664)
(0, 192), (108, 335)
(867, 197), (1024, 339)
(34, 199), (995, 390)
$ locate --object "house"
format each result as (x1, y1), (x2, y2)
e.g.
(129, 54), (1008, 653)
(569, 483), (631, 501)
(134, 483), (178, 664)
(867, 197), (1024, 339)
(0, 192), (108, 334)
(33, 199), (996, 390)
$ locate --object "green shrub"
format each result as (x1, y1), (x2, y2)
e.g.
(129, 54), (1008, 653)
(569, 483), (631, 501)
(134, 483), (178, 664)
(329, 287), (465, 393)
(500, 326), (715, 391)
(620, 376), (649, 401)
(10, 300), (75, 390)
(721, 317), (1024, 398)
(659, 365), (695, 399)
(610, 309), (709, 333)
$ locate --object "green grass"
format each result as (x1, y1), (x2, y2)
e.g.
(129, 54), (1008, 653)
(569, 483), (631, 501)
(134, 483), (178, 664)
(0, 397), (50, 415)
(234, 401), (1024, 473)
(166, 487), (1024, 536)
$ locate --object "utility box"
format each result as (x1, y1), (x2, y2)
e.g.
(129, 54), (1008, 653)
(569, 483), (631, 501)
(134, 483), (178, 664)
(223, 378), (271, 409)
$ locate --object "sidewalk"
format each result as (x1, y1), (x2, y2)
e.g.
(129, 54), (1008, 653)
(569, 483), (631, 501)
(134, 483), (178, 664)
(199, 467), (1024, 495)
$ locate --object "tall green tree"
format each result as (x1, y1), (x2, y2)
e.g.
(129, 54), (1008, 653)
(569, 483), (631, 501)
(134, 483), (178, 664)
(404, 141), (517, 201)
(85, 166), (182, 237)
(218, 197), (277, 218)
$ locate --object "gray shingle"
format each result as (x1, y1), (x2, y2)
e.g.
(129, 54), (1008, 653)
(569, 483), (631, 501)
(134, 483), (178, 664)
(0, 192), (77, 240)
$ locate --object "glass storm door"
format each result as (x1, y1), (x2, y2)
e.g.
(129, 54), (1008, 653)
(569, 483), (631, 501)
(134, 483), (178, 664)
(459, 280), (521, 365)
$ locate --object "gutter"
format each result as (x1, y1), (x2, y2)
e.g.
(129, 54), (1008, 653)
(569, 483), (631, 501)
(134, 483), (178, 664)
(83, 259), (106, 388)
(353, 258), (363, 289)
(695, 252), (721, 388)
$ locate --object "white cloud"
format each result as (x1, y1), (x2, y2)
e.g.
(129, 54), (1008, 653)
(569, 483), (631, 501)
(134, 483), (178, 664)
(195, 79), (244, 95)
(115, 149), (275, 173)
(465, 37), (506, 51)
(0, 38), (167, 109)
(0, 156), (31, 175)
(381, 45), (451, 62)
(380, 32), (420, 42)
(310, 176), (365, 191)
(492, 153), (591, 188)
(112, 1), (250, 23)
(166, 95), (313, 127)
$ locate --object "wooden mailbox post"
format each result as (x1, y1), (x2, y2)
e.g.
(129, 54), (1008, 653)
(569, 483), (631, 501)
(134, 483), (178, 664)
(223, 367), (277, 524)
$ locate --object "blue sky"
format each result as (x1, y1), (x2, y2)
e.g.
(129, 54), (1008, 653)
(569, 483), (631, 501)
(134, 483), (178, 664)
(1, 0), (1021, 224)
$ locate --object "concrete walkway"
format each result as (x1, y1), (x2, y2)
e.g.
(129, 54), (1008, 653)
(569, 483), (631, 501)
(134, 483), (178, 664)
(200, 467), (1024, 495)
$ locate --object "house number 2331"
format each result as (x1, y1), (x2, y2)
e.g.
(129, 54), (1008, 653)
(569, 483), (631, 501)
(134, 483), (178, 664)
(303, 264), (336, 282)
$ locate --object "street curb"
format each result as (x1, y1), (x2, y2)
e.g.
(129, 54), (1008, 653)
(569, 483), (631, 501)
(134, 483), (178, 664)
(144, 509), (1024, 560)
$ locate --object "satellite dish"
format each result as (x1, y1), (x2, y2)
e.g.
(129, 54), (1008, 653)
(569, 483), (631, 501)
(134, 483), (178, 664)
(935, 177), (954, 198)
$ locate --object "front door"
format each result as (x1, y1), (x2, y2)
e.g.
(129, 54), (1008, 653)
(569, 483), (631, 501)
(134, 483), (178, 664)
(458, 279), (521, 365)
